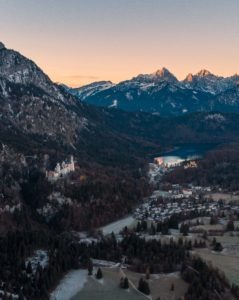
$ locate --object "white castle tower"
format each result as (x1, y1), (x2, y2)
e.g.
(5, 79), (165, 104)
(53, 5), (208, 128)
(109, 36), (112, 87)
(70, 155), (75, 171)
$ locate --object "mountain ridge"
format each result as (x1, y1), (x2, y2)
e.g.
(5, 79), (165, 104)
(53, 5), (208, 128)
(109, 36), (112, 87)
(2, 43), (239, 234)
(67, 67), (239, 115)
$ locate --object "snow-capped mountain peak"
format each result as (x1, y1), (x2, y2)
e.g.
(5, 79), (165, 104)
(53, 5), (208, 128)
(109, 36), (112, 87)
(65, 67), (239, 115)
(68, 81), (114, 100)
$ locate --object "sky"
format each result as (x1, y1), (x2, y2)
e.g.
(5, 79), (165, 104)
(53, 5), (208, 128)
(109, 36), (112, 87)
(1, 0), (239, 87)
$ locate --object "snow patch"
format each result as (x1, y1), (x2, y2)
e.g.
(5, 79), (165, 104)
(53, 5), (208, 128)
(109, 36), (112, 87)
(50, 269), (88, 300)
(109, 99), (118, 108)
(205, 113), (226, 122)
(26, 250), (48, 273)
(101, 216), (135, 235)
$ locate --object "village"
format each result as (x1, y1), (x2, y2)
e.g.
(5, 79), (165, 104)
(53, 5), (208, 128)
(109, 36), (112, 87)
(134, 183), (239, 224)
(47, 153), (239, 300)
(138, 155), (239, 230)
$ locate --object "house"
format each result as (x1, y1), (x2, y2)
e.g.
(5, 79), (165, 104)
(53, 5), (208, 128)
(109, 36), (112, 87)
(182, 189), (193, 197)
(154, 157), (164, 166)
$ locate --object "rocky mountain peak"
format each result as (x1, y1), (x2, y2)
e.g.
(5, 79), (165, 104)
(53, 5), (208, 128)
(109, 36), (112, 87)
(153, 67), (178, 82)
(196, 69), (213, 77)
(0, 46), (69, 102)
(0, 42), (5, 50)
(185, 73), (194, 82)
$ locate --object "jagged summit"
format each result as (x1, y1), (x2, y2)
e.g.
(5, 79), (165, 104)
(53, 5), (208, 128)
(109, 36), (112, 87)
(196, 69), (213, 77)
(151, 67), (178, 83)
(154, 67), (170, 76)
(184, 70), (214, 82)
(0, 41), (5, 49)
(185, 73), (194, 82)
(69, 66), (239, 114)
(154, 67), (177, 78)
(0, 45), (75, 103)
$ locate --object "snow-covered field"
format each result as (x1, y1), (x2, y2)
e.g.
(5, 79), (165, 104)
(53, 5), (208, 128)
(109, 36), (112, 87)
(50, 269), (88, 300)
(101, 216), (135, 235)
(92, 259), (120, 268)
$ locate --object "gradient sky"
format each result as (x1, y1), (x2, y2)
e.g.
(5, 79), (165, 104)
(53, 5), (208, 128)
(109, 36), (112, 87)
(1, 0), (239, 87)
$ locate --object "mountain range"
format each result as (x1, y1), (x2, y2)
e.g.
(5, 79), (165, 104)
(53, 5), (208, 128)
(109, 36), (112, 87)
(2, 41), (239, 232)
(67, 67), (239, 115)
(2, 42), (239, 163)
(0, 42), (151, 167)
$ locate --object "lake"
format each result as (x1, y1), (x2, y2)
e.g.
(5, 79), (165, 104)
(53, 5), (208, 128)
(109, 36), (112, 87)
(155, 144), (217, 166)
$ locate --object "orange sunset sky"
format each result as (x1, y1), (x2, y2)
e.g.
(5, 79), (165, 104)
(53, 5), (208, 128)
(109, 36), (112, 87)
(1, 0), (239, 87)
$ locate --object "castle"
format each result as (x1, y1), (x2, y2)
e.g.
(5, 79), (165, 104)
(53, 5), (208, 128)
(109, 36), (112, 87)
(46, 156), (75, 180)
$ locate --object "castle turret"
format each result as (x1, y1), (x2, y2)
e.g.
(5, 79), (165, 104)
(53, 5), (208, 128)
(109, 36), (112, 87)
(55, 163), (61, 173)
(70, 155), (75, 171)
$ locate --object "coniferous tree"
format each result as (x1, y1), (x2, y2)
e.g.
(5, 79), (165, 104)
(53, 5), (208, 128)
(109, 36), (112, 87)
(26, 261), (32, 274)
(150, 223), (156, 235)
(170, 282), (175, 291)
(226, 220), (235, 231)
(138, 278), (150, 295)
(120, 277), (129, 289)
(145, 266), (150, 280)
(96, 268), (103, 279)
(123, 277), (129, 289)
(88, 259), (93, 276)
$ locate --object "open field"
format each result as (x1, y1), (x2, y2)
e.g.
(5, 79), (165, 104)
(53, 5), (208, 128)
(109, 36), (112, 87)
(124, 269), (188, 300)
(208, 235), (239, 257)
(205, 192), (239, 203)
(194, 248), (239, 285)
(71, 268), (147, 300)
(193, 223), (225, 231)
(50, 269), (88, 300)
(70, 267), (189, 300)
(100, 216), (136, 235)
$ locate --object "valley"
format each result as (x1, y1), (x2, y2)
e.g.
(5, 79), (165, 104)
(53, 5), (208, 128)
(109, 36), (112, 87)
(1, 43), (239, 300)
(49, 145), (239, 300)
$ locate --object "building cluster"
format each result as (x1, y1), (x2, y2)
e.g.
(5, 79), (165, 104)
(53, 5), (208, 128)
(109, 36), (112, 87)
(143, 156), (239, 236)
(154, 156), (199, 169)
(134, 195), (220, 223)
(184, 160), (198, 169)
(46, 155), (75, 181)
(149, 185), (211, 201)
(134, 178), (239, 225)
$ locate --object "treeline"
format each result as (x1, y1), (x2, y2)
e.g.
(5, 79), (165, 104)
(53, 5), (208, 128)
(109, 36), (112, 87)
(63, 166), (150, 230)
(0, 230), (238, 299)
(20, 164), (150, 232)
(0, 230), (85, 300)
(182, 256), (230, 300)
(0, 230), (50, 299)
(84, 233), (191, 274)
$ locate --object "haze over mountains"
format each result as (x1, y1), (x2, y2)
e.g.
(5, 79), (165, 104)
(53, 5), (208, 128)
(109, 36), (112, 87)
(67, 67), (239, 115)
